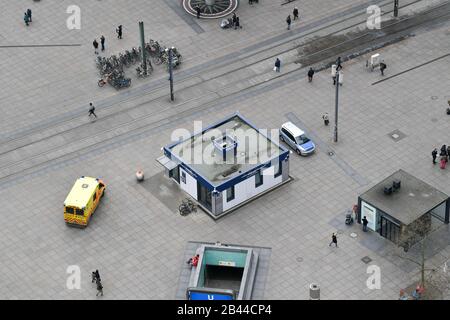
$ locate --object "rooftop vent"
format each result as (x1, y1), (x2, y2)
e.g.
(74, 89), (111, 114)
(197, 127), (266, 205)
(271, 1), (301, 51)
(213, 135), (238, 163)
(393, 179), (401, 190)
(384, 186), (393, 195)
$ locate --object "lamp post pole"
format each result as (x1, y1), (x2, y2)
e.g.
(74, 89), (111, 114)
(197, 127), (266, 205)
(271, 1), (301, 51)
(139, 21), (147, 76)
(394, 0), (399, 17)
(334, 71), (340, 143)
(168, 48), (174, 101)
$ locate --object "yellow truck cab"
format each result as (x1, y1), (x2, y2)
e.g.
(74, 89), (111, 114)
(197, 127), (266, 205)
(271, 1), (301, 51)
(64, 176), (106, 227)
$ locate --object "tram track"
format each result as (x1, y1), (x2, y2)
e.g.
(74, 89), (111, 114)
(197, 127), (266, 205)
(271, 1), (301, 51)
(0, 0), (423, 148)
(0, 0), (447, 184)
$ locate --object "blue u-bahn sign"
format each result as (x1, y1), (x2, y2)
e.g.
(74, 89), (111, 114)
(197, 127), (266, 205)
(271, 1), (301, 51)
(187, 288), (235, 300)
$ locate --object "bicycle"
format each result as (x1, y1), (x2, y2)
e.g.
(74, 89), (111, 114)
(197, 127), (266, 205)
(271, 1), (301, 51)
(179, 198), (197, 216)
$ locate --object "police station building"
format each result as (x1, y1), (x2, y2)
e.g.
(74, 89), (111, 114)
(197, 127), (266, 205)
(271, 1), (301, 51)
(157, 113), (291, 219)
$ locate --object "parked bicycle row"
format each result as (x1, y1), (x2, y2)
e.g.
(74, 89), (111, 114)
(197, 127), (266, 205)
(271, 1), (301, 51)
(95, 39), (182, 87)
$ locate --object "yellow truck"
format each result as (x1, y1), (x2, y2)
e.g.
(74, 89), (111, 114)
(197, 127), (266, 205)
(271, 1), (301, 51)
(64, 176), (106, 227)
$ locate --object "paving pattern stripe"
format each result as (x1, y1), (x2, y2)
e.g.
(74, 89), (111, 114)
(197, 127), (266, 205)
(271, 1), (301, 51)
(285, 112), (369, 187)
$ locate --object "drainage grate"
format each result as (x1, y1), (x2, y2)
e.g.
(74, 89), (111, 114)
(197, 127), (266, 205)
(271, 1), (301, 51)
(388, 129), (406, 142)
(361, 256), (372, 264)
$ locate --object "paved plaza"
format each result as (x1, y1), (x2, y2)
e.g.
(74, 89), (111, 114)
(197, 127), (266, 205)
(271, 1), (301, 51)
(0, 0), (450, 300)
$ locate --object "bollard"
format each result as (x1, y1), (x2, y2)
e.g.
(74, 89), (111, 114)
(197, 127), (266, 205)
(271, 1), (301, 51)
(309, 283), (320, 300)
(136, 170), (144, 182)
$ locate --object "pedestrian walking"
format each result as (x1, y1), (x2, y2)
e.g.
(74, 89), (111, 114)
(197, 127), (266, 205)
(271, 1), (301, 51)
(336, 56), (343, 71)
(96, 279), (103, 297)
(447, 146), (450, 160)
(286, 15), (291, 30)
(432, 148), (438, 164)
(235, 16), (242, 29)
(116, 25), (122, 39)
(308, 67), (315, 82)
(362, 216), (369, 232)
(232, 12), (237, 27)
(24, 12), (30, 26)
(27, 9), (32, 22)
(380, 61), (387, 76)
(93, 39), (99, 55)
(440, 145), (447, 156)
(196, 6), (201, 19)
(95, 269), (101, 282)
(322, 113), (329, 126)
(440, 155), (447, 169)
(293, 7), (299, 20)
(91, 271), (97, 283)
(88, 103), (97, 118)
(329, 233), (338, 247)
(274, 58), (281, 72)
(100, 35), (105, 51)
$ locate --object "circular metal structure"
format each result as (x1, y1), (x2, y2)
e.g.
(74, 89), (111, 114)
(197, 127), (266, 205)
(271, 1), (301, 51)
(183, 0), (239, 19)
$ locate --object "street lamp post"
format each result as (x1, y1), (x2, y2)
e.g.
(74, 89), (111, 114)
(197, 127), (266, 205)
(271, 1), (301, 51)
(168, 48), (174, 101)
(334, 71), (340, 143)
(139, 21), (147, 76)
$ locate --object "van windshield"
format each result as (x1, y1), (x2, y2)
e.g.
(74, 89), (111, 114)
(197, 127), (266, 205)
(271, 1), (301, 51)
(75, 208), (84, 216)
(66, 207), (74, 214)
(296, 134), (310, 145)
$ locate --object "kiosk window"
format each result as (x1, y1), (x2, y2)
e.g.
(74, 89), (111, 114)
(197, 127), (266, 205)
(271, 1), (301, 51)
(255, 170), (263, 187)
(226, 186), (235, 202)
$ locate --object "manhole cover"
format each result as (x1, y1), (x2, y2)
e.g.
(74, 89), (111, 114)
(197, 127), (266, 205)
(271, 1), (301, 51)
(296, 257), (303, 263)
(388, 129), (406, 142)
(183, 0), (238, 19)
(431, 96), (438, 100)
(361, 256), (372, 264)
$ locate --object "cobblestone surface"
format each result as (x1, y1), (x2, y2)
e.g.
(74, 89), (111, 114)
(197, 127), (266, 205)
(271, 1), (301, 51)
(0, 0), (449, 300)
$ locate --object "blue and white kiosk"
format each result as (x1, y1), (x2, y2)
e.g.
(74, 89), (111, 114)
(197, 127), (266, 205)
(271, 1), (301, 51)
(157, 112), (291, 219)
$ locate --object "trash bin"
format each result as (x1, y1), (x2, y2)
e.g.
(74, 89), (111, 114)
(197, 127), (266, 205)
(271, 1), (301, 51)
(309, 283), (320, 300)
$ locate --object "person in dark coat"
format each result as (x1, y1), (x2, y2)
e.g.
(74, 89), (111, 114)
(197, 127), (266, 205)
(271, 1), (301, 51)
(308, 67), (315, 82)
(232, 12), (237, 27)
(235, 16), (241, 29)
(27, 9), (32, 22)
(96, 279), (103, 296)
(447, 146), (450, 161)
(100, 35), (105, 51)
(336, 56), (342, 71)
(322, 113), (329, 126)
(95, 270), (101, 282)
(432, 148), (438, 164)
(24, 12), (30, 26)
(286, 15), (291, 30)
(440, 145), (447, 156)
(380, 61), (387, 76)
(196, 6), (201, 19)
(293, 7), (299, 20)
(93, 39), (99, 55)
(91, 271), (97, 283)
(274, 58), (281, 72)
(116, 25), (122, 39)
(362, 216), (369, 232)
(329, 233), (338, 247)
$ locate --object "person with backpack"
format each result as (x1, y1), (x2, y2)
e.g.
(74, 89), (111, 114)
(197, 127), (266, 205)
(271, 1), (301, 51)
(329, 233), (338, 247)
(116, 25), (123, 39)
(27, 9), (32, 22)
(322, 113), (329, 126)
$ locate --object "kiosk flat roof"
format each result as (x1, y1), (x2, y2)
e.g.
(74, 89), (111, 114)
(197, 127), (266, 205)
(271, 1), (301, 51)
(166, 113), (287, 186)
(360, 170), (449, 225)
